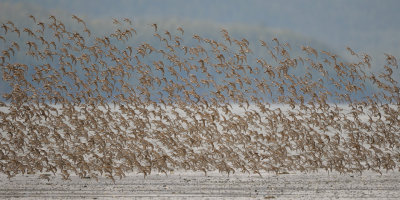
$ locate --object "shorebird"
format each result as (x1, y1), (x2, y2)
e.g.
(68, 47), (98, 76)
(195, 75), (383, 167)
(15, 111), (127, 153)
(0, 15), (398, 181)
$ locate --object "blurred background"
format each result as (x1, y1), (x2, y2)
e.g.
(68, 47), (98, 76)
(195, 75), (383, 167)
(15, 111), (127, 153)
(0, 0), (399, 99)
(2, 0), (399, 57)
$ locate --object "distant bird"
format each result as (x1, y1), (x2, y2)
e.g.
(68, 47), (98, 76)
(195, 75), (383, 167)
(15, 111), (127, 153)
(152, 23), (158, 32)
(0, 15), (396, 181)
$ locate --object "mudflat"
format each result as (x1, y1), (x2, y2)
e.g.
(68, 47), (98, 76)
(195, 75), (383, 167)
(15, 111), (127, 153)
(1, 170), (399, 199)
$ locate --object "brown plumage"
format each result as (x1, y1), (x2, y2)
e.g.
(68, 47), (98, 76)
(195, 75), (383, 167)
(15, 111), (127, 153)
(0, 15), (397, 181)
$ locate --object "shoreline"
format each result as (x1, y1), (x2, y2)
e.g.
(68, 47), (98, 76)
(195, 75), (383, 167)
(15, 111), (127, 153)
(1, 170), (399, 199)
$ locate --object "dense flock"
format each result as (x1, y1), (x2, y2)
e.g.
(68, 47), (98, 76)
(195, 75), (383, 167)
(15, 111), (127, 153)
(0, 15), (399, 182)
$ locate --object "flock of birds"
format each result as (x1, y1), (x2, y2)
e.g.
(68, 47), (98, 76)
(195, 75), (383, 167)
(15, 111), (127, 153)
(0, 15), (399, 182)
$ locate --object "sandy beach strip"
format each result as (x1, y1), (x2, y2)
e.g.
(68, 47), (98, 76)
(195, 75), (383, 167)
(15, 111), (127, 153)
(1, 170), (399, 199)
